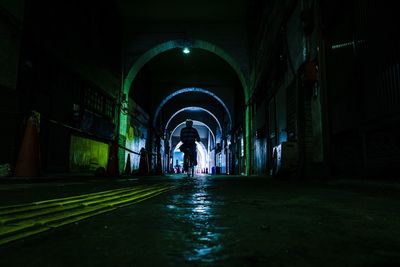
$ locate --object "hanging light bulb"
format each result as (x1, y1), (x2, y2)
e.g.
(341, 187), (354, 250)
(182, 47), (190, 54)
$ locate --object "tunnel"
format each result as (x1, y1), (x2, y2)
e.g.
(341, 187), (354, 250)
(1, 0), (400, 266)
(128, 46), (244, 176)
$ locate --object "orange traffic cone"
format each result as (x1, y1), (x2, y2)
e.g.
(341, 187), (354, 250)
(124, 153), (132, 175)
(15, 112), (41, 177)
(107, 138), (119, 177)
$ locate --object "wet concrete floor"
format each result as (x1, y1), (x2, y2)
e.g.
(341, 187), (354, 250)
(1, 174), (400, 266)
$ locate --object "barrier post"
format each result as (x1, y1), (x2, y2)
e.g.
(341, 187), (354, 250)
(15, 111), (41, 177)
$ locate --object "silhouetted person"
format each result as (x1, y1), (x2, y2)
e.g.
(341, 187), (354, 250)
(179, 119), (200, 169)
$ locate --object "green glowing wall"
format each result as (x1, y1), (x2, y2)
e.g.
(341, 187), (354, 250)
(69, 135), (109, 171)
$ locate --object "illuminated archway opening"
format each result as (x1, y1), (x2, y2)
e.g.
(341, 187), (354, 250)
(173, 141), (208, 173)
(169, 120), (215, 145)
(165, 107), (222, 137)
(170, 120), (214, 174)
(153, 87), (232, 129)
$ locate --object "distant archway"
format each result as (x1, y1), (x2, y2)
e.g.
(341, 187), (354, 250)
(165, 107), (222, 137)
(153, 87), (232, 129)
(169, 120), (215, 145)
(173, 141), (208, 172)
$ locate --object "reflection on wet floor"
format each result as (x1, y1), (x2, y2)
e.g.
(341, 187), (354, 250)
(187, 178), (221, 262)
(167, 176), (224, 264)
(2, 175), (400, 266)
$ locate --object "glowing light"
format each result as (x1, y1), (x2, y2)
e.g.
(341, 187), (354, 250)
(182, 47), (190, 54)
(195, 141), (208, 170)
(173, 141), (208, 171)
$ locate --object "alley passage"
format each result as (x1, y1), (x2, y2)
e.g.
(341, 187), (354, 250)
(1, 176), (400, 266)
(0, 183), (177, 246)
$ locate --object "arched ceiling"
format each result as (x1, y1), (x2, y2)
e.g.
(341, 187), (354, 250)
(155, 91), (228, 129)
(153, 87), (232, 129)
(165, 108), (221, 139)
(131, 48), (244, 135)
(116, 0), (253, 156)
(170, 121), (213, 152)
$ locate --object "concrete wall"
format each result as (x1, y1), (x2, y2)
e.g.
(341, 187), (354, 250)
(251, 0), (399, 178)
(125, 98), (150, 172)
(1, 0), (122, 174)
(251, 0), (326, 176)
(0, 0), (24, 165)
(323, 1), (400, 177)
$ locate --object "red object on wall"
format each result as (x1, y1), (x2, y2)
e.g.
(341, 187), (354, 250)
(300, 59), (318, 97)
(302, 60), (317, 82)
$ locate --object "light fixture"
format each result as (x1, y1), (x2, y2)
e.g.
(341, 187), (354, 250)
(182, 47), (190, 54)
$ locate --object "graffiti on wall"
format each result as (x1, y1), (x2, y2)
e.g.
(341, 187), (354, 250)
(69, 135), (109, 171)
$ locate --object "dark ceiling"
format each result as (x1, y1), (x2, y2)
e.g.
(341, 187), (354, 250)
(121, 0), (248, 138)
(117, 0), (249, 23)
(138, 48), (240, 87)
(131, 48), (242, 120)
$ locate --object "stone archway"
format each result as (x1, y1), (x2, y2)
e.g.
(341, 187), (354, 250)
(121, 39), (252, 174)
(153, 87), (232, 130)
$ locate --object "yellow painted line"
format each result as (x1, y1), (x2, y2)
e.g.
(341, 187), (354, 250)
(47, 207), (116, 228)
(0, 189), (144, 221)
(117, 186), (178, 209)
(0, 184), (168, 216)
(0, 187), (140, 215)
(33, 205), (112, 226)
(105, 187), (174, 207)
(0, 183), (177, 246)
(32, 187), (172, 226)
(0, 226), (50, 246)
(0, 185), (166, 224)
(0, 208), (106, 241)
(0, 224), (39, 237)
(0, 187), (132, 209)
(0, 204), (81, 224)
(53, 186), (147, 206)
(82, 185), (167, 206)
(47, 187), (178, 228)
(32, 182), (169, 206)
